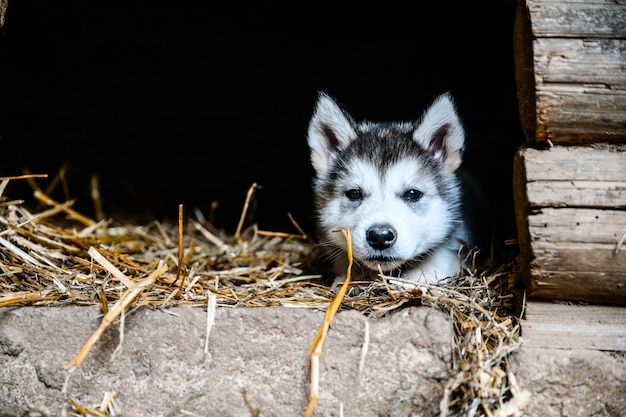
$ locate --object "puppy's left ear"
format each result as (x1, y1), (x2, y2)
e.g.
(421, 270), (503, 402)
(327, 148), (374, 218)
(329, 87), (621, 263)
(413, 93), (465, 173)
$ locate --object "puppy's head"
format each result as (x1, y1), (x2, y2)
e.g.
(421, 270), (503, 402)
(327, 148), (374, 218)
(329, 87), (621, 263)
(306, 92), (466, 271)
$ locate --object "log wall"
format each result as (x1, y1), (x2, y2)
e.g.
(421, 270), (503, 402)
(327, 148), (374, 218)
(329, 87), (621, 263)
(514, 0), (626, 144)
(514, 145), (626, 305)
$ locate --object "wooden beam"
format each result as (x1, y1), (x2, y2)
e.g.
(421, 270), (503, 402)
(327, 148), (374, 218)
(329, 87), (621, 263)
(522, 301), (626, 351)
(514, 145), (626, 305)
(514, 0), (626, 144)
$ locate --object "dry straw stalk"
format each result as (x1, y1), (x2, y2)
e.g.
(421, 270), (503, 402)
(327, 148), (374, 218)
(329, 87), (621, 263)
(0, 175), (526, 417)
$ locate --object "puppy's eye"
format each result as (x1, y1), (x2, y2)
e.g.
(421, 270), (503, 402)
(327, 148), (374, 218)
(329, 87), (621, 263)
(403, 189), (423, 202)
(345, 188), (363, 201)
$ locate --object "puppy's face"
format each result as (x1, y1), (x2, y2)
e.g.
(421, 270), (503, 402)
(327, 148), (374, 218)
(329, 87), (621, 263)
(317, 154), (459, 272)
(307, 92), (465, 273)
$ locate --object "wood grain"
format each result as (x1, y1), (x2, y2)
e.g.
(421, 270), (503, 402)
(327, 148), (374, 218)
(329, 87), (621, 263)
(514, 145), (626, 304)
(522, 301), (626, 350)
(514, 0), (626, 143)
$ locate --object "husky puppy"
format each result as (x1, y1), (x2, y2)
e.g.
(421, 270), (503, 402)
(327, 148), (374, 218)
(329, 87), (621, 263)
(306, 92), (471, 286)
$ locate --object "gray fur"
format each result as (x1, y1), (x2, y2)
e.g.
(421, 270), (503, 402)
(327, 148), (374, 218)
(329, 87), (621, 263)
(307, 92), (470, 286)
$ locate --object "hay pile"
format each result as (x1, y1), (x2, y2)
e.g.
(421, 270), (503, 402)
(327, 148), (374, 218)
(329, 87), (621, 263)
(0, 175), (527, 417)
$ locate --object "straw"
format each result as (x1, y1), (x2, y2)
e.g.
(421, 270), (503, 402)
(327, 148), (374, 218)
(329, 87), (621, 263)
(0, 175), (525, 417)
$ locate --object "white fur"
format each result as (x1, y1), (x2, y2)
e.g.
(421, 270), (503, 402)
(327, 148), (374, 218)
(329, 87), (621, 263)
(307, 92), (357, 174)
(413, 93), (465, 172)
(307, 92), (470, 286)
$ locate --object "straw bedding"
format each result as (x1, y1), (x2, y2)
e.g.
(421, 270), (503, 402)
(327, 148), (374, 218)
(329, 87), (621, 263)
(0, 175), (528, 417)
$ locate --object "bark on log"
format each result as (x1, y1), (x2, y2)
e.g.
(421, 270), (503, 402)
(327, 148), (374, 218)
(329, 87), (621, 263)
(0, 0), (7, 28)
(522, 301), (626, 350)
(513, 144), (626, 305)
(514, 0), (626, 144)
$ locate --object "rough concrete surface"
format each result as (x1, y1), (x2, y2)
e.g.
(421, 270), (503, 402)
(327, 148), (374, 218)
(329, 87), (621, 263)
(1, 305), (625, 417)
(0, 306), (452, 417)
(510, 347), (626, 417)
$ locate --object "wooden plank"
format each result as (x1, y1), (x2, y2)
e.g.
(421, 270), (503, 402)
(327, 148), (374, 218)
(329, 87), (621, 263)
(0, 0), (7, 28)
(514, 0), (626, 144)
(513, 145), (626, 304)
(521, 146), (626, 182)
(527, 208), (626, 304)
(522, 301), (626, 350)
(527, 2), (626, 38)
(520, 145), (626, 209)
(535, 89), (626, 143)
(523, 146), (626, 207)
(534, 38), (626, 87)
(526, 272), (626, 305)
(529, 208), (626, 252)
(527, 181), (626, 208)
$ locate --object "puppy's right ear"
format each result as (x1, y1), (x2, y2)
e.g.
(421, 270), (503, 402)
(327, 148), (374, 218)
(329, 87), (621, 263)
(306, 92), (357, 174)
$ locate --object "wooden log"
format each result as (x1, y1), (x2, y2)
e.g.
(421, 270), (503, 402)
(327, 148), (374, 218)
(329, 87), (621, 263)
(0, 0), (6, 28)
(513, 145), (626, 305)
(514, 0), (626, 144)
(522, 301), (626, 351)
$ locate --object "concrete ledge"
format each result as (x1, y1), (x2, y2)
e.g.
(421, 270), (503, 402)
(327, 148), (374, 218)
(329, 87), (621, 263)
(0, 306), (452, 416)
(3, 305), (625, 416)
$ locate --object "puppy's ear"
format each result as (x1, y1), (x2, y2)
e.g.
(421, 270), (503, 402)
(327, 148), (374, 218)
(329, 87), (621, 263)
(307, 92), (357, 174)
(412, 93), (465, 173)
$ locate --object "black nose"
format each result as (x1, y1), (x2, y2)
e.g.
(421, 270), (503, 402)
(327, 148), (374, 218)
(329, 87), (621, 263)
(366, 225), (396, 250)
